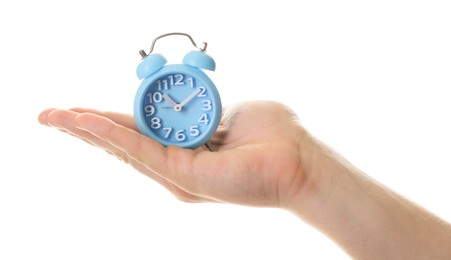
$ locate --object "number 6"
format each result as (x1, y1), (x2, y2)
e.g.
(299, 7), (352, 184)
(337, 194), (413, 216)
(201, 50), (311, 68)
(175, 130), (186, 141)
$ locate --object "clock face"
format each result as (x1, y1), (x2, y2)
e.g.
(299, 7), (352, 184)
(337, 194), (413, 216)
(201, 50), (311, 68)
(135, 66), (221, 149)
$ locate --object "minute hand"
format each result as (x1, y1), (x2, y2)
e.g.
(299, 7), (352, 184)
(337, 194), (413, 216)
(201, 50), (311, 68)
(178, 88), (201, 109)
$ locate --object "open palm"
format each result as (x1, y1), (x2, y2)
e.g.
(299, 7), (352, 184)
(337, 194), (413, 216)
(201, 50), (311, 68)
(39, 101), (307, 208)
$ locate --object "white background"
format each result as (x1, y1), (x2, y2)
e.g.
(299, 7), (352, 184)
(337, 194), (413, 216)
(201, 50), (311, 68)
(1, 1), (450, 259)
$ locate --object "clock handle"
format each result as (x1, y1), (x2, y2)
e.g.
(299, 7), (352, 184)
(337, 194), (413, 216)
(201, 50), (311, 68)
(139, 32), (208, 59)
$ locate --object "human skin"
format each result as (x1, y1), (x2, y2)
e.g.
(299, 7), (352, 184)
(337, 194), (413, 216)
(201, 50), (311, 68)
(38, 101), (451, 259)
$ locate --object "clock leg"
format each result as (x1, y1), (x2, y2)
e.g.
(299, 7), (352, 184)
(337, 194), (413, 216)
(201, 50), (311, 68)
(204, 141), (214, 152)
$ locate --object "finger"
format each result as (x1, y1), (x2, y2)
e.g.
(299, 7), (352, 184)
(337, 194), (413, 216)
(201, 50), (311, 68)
(70, 108), (138, 131)
(68, 108), (220, 153)
(46, 109), (137, 160)
(74, 112), (206, 194)
(38, 108), (58, 125)
(44, 109), (208, 202)
(46, 109), (131, 155)
(75, 112), (174, 173)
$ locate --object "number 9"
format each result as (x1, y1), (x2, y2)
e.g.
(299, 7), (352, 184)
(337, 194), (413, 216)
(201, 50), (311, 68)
(144, 105), (155, 116)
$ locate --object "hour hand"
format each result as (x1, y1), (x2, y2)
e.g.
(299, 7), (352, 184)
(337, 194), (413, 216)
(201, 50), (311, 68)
(163, 93), (177, 108)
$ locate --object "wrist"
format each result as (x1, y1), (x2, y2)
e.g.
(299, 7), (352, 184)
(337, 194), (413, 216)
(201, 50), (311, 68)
(285, 130), (451, 259)
(284, 130), (352, 219)
(284, 132), (380, 256)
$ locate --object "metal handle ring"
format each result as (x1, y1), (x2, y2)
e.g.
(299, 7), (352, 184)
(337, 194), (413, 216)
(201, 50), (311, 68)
(139, 32), (208, 58)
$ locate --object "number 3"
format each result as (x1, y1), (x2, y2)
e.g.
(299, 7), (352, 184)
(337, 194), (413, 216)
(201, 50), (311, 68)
(202, 100), (212, 111)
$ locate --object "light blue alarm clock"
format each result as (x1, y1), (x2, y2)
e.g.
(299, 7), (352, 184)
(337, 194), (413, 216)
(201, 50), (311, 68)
(134, 33), (222, 149)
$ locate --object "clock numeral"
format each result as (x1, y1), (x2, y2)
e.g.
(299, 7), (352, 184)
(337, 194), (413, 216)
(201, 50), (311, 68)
(197, 87), (206, 97)
(168, 74), (184, 86)
(156, 79), (169, 91)
(198, 113), (209, 124)
(190, 125), (200, 137)
(163, 127), (198, 141)
(150, 117), (161, 129)
(175, 129), (186, 141)
(188, 77), (194, 88)
(144, 105), (155, 117)
(163, 127), (172, 139)
(147, 92), (163, 103)
(157, 74), (185, 90)
(202, 100), (212, 111)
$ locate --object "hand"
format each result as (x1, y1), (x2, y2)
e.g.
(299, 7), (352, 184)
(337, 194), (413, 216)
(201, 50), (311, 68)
(38, 101), (308, 207)
(38, 100), (451, 259)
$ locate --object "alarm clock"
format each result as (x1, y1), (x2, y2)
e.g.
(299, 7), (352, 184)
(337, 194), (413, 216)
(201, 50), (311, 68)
(134, 33), (222, 149)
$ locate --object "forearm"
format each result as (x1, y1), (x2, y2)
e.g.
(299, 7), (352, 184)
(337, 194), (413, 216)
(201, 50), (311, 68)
(289, 132), (451, 259)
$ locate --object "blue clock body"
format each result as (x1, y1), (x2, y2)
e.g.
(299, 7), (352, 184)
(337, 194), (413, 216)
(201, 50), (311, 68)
(134, 52), (222, 149)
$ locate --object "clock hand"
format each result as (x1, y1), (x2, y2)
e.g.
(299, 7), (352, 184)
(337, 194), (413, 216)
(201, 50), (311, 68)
(163, 93), (177, 108)
(177, 88), (201, 110)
